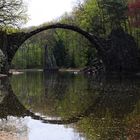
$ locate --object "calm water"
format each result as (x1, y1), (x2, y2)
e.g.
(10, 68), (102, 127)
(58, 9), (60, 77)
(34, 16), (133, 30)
(0, 71), (140, 140)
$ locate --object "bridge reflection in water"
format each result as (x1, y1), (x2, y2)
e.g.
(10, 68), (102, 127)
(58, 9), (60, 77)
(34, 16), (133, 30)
(0, 72), (140, 140)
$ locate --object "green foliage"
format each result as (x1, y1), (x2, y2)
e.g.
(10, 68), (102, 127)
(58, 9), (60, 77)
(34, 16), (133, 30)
(12, 0), (140, 69)
(99, 0), (128, 29)
(12, 43), (44, 69)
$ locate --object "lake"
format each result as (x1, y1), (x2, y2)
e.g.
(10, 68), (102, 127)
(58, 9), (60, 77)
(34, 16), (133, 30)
(0, 71), (140, 140)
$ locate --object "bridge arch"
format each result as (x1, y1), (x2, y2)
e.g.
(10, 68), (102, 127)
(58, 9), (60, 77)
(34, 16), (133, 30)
(5, 23), (105, 74)
(7, 23), (105, 69)
(1, 23), (139, 74)
(24, 23), (104, 53)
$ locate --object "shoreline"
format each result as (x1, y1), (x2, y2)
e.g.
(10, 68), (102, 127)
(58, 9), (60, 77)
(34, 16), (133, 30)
(9, 68), (81, 74)
(0, 68), (82, 77)
(0, 74), (7, 78)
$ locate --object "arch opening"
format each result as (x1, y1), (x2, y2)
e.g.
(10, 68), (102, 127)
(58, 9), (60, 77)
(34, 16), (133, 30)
(11, 26), (100, 68)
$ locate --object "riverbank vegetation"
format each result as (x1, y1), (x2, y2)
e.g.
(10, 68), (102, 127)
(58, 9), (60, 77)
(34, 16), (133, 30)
(12, 0), (140, 70)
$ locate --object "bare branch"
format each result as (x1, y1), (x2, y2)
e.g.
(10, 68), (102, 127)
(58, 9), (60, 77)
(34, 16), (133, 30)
(0, 0), (27, 28)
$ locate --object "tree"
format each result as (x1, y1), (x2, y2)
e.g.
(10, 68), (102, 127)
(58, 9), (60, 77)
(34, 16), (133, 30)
(128, 0), (140, 28)
(98, 0), (128, 29)
(0, 0), (27, 28)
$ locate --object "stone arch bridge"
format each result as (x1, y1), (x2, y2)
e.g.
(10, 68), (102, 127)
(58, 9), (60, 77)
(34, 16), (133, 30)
(0, 23), (139, 74)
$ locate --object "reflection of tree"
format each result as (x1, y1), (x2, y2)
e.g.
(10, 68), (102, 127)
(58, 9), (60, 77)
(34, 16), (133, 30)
(0, 76), (92, 124)
(88, 76), (140, 117)
(44, 72), (71, 100)
(75, 76), (140, 140)
(0, 77), (28, 118)
(0, 77), (28, 140)
(3, 73), (140, 140)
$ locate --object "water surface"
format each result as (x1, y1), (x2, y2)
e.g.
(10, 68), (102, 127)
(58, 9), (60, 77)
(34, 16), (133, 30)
(0, 71), (140, 140)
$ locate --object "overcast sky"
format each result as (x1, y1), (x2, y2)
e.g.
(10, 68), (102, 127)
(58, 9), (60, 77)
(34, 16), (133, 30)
(24, 0), (81, 27)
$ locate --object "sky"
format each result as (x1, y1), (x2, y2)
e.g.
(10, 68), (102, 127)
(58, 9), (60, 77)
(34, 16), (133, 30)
(24, 0), (80, 27)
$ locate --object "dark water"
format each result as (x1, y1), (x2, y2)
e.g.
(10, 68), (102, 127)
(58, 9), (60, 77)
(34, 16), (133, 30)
(0, 71), (140, 140)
